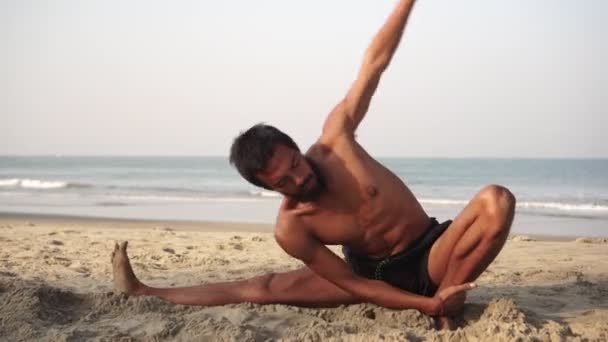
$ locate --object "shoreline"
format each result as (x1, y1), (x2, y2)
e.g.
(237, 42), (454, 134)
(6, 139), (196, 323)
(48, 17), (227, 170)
(0, 211), (274, 233)
(1, 211), (603, 241)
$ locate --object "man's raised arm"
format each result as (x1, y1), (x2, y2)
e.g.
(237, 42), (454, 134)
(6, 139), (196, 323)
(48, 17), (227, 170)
(322, 0), (417, 141)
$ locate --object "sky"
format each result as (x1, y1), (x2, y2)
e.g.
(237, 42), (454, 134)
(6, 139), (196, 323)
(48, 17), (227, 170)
(1, 0), (607, 158)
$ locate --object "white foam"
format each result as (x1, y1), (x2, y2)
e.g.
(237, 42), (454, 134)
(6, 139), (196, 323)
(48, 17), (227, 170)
(420, 197), (608, 212)
(0, 179), (20, 187)
(517, 201), (608, 212)
(21, 179), (68, 189)
(249, 189), (281, 198)
(420, 199), (469, 206)
(0, 178), (69, 189)
(108, 194), (266, 203)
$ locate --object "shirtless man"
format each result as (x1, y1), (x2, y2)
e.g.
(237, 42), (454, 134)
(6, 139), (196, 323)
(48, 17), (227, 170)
(111, 0), (516, 329)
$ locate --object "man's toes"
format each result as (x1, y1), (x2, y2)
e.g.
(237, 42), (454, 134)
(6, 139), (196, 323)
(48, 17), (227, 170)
(111, 243), (119, 261)
(435, 316), (457, 330)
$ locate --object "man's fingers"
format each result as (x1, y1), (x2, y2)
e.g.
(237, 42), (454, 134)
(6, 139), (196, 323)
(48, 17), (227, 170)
(442, 282), (477, 298)
(458, 282), (476, 292)
(453, 282), (476, 295)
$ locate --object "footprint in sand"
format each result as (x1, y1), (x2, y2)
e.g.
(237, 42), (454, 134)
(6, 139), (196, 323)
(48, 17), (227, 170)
(74, 267), (91, 275)
(34, 286), (91, 324)
(50, 257), (72, 267)
(150, 263), (169, 271)
(230, 242), (244, 250)
(133, 262), (149, 271)
(50, 240), (64, 246)
(251, 236), (265, 242)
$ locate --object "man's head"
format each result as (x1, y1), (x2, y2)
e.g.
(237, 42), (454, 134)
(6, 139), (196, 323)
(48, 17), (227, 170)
(229, 124), (324, 201)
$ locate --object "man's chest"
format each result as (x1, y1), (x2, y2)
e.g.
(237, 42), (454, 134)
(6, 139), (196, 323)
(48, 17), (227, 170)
(298, 142), (418, 250)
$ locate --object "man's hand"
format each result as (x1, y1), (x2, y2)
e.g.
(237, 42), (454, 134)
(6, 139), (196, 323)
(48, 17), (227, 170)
(431, 282), (477, 316)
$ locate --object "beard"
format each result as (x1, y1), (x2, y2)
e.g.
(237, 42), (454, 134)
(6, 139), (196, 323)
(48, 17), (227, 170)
(290, 156), (326, 203)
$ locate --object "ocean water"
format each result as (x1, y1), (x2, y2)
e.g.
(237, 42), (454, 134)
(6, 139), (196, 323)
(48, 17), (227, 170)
(1, 156), (607, 237)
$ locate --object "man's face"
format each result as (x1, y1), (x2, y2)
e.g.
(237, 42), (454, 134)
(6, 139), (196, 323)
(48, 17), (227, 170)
(256, 144), (324, 202)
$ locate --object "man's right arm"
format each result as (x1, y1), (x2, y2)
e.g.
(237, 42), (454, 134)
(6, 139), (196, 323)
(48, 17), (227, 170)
(275, 226), (455, 314)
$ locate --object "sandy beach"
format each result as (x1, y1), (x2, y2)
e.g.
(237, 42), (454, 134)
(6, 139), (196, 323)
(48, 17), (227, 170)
(0, 213), (607, 341)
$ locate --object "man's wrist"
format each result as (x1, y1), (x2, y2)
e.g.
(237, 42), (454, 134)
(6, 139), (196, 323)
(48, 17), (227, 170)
(425, 297), (442, 316)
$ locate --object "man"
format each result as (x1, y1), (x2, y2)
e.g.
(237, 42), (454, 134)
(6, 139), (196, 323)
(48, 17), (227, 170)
(111, 0), (515, 330)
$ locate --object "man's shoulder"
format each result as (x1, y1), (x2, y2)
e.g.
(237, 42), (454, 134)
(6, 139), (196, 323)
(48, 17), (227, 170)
(273, 211), (320, 261)
(274, 209), (307, 238)
(275, 205), (325, 246)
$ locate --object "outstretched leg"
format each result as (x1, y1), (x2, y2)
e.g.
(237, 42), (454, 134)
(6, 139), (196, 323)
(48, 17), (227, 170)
(427, 185), (516, 329)
(111, 241), (359, 307)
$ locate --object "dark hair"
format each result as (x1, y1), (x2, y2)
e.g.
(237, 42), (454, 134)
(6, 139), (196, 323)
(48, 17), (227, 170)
(229, 124), (299, 189)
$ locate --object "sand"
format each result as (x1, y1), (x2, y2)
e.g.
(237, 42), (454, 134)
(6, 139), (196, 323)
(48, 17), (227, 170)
(0, 213), (607, 341)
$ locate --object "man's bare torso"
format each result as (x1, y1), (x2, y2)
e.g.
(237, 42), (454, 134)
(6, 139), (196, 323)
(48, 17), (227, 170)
(278, 135), (430, 258)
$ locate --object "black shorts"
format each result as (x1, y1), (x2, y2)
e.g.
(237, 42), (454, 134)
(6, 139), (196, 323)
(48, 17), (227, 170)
(342, 218), (451, 297)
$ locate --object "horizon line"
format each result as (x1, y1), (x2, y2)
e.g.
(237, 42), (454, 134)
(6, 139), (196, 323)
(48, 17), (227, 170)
(1, 154), (607, 160)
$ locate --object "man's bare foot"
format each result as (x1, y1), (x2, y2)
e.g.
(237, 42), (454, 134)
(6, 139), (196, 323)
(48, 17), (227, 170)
(434, 288), (467, 330)
(435, 315), (457, 330)
(111, 241), (145, 295)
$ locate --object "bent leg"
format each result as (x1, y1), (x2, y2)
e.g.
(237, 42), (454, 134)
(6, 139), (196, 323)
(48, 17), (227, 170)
(426, 185), (516, 327)
(112, 241), (358, 307)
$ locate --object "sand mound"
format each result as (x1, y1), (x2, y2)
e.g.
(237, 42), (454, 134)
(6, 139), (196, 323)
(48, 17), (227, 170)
(511, 235), (535, 242)
(0, 279), (90, 341)
(575, 237), (608, 244)
(0, 278), (591, 342)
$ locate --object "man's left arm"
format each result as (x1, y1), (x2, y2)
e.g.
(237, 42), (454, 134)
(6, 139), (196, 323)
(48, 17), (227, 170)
(322, 0), (417, 141)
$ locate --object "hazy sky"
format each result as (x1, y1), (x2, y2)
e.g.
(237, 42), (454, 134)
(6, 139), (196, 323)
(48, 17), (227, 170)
(2, 0), (607, 157)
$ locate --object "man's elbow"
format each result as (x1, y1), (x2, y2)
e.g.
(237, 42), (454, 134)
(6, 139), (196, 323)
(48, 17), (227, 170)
(364, 50), (390, 73)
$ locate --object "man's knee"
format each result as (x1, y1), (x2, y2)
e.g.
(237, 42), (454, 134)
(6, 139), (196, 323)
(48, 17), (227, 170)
(479, 184), (516, 238)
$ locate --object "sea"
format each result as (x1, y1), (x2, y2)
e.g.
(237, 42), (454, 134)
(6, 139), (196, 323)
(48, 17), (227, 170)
(1, 156), (607, 238)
